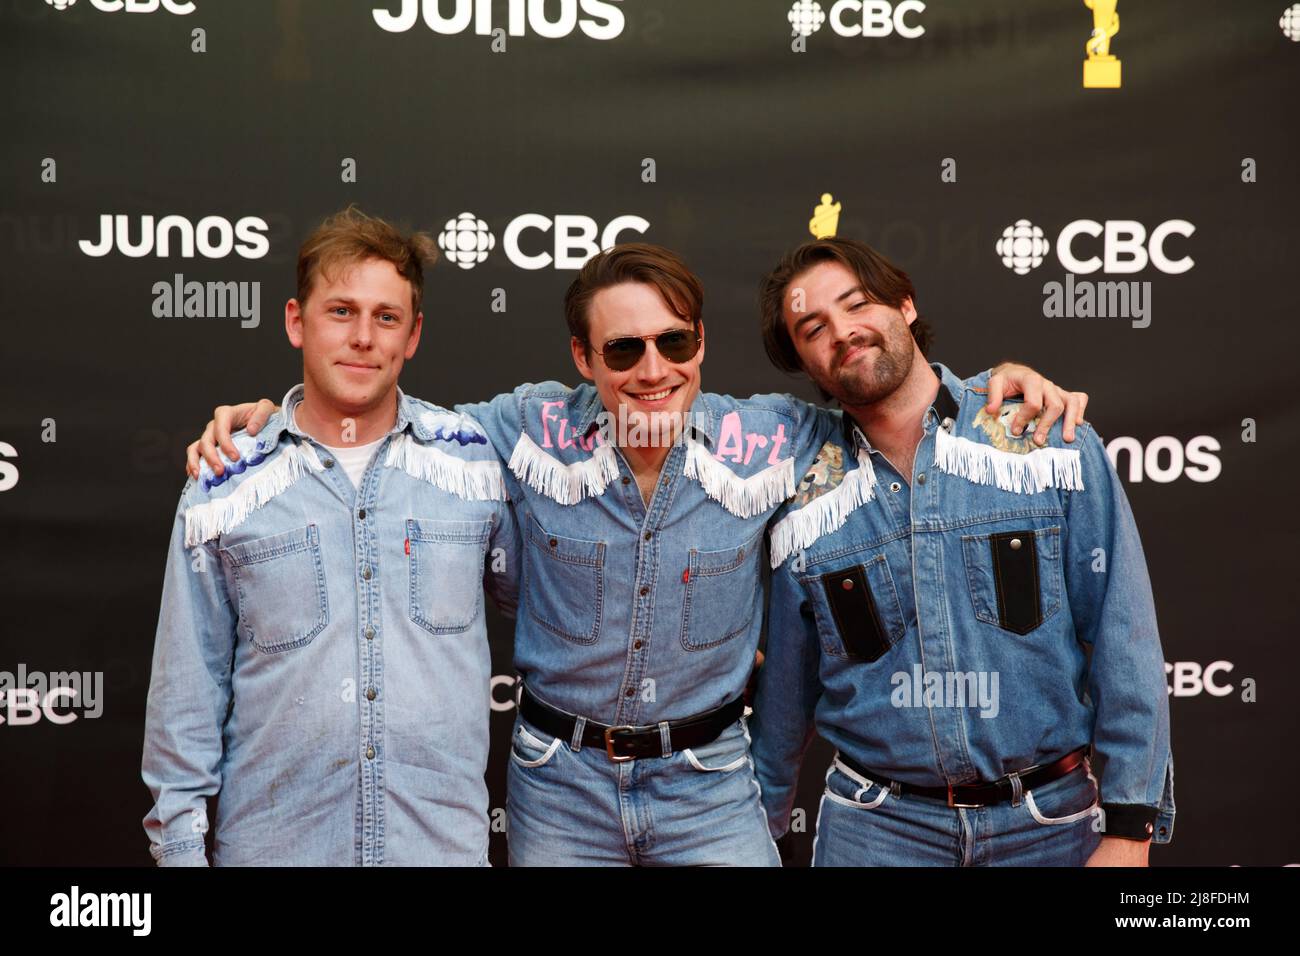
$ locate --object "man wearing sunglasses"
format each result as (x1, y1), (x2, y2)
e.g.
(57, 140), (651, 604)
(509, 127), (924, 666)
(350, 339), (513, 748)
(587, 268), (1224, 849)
(749, 237), (1173, 866)
(187, 241), (1086, 866)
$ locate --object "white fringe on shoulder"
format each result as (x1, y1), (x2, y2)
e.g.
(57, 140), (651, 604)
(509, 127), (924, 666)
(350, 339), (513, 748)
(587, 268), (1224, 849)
(385, 434), (505, 501)
(184, 443), (324, 547)
(507, 432), (618, 505)
(767, 448), (877, 569)
(933, 427), (1083, 494)
(683, 439), (796, 519)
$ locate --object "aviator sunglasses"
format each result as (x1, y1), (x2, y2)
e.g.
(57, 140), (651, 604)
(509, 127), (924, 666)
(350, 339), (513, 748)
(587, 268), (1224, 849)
(594, 328), (702, 372)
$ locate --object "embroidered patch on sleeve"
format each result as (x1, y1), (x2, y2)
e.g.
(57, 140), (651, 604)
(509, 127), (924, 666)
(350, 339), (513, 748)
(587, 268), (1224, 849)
(973, 406), (1039, 455)
(792, 441), (846, 507)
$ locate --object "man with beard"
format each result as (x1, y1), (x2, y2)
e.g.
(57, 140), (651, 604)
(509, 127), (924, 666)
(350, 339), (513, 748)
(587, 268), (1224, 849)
(749, 237), (1173, 866)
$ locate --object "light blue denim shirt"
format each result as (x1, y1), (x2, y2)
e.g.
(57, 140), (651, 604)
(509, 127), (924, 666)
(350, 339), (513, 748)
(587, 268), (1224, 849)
(750, 364), (1175, 844)
(457, 383), (835, 725)
(142, 385), (520, 866)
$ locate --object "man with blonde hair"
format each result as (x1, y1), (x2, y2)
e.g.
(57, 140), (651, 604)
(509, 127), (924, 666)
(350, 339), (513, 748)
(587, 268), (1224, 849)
(142, 208), (519, 866)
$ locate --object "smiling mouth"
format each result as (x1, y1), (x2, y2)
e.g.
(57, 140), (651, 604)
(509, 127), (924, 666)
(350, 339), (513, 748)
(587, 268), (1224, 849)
(837, 344), (877, 369)
(338, 361), (379, 371)
(626, 385), (680, 403)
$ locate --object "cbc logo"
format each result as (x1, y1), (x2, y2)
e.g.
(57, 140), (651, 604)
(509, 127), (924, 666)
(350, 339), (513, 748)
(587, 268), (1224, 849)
(47, 0), (197, 12)
(1105, 435), (1221, 484)
(373, 0), (625, 39)
(0, 689), (80, 725)
(787, 1), (925, 38)
(998, 219), (1195, 275)
(1167, 661), (1234, 697)
(438, 213), (495, 270)
(435, 211), (648, 271)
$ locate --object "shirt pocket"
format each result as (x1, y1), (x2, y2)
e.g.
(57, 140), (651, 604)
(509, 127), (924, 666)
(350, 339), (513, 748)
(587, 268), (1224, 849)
(407, 517), (491, 634)
(803, 554), (906, 663)
(679, 529), (763, 651)
(961, 525), (1062, 635)
(525, 516), (605, 646)
(222, 523), (329, 654)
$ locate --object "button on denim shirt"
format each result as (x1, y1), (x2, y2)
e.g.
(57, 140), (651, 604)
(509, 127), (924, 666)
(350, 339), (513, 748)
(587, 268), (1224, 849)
(142, 385), (520, 866)
(750, 364), (1174, 844)
(457, 384), (834, 726)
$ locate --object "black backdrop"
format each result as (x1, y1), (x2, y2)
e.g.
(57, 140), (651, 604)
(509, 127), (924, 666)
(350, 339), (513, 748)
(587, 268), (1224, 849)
(1, 0), (1297, 866)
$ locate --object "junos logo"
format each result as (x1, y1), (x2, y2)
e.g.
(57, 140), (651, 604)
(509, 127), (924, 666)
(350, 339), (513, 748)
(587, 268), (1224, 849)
(787, 1), (925, 38)
(998, 218), (1195, 275)
(437, 211), (648, 270)
(1105, 435), (1221, 483)
(47, 0), (197, 13)
(374, 0), (625, 39)
(0, 442), (17, 493)
(78, 215), (270, 259)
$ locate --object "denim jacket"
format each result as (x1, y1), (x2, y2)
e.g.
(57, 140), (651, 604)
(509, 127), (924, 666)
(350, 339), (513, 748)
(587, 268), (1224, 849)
(750, 364), (1175, 844)
(457, 383), (835, 726)
(142, 385), (520, 866)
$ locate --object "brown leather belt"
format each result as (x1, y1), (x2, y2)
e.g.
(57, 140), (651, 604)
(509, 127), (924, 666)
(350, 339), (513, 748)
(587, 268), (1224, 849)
(835, 747), (1090, 808)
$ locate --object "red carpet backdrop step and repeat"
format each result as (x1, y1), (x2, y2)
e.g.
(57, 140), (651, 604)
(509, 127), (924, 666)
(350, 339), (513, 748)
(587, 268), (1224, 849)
(1, 0), (1297, 866)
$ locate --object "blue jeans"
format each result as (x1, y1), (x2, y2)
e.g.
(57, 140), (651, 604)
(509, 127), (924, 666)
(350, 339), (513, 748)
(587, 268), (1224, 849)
(812, 755), (1103, 866)
(506, 711), (781, 866)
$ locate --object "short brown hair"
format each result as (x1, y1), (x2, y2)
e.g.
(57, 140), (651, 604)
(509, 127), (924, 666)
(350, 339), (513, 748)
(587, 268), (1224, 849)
(564, 243), (704, 347)
(296, 205), (438, 317)
(759, 237), (934, 375)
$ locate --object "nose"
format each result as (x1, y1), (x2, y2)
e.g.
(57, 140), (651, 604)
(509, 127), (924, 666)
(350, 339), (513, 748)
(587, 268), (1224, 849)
(826, 311), (858, 347)
(350, 313), (374, 349)
(636, 339), (667, 380)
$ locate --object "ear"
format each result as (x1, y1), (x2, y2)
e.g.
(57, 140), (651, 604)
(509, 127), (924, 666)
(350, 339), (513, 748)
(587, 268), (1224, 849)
(404, 311), (423, 360)
(695, 319), (706, 365)
(285, 298), (305, 349)
(900, 296), (917, 326)
(571, 335), (595, 382)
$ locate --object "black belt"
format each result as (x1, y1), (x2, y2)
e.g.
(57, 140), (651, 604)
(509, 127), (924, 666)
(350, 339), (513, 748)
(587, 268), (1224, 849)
(835, 747), (1090, 808)
(518, 685), (745, 762)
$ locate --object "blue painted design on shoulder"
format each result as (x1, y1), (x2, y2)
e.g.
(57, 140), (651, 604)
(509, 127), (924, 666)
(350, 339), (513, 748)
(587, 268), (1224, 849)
(199, 433), (268, 492)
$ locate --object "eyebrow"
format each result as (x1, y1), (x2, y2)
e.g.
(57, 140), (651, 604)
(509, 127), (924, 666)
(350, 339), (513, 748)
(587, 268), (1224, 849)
(602, 323), (691, 343)
(324, 297), (406, 314)
(791, 286), (866, 332)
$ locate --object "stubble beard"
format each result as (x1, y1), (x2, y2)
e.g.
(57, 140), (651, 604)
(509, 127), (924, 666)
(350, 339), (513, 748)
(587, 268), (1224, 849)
(824, 324), (914, 407)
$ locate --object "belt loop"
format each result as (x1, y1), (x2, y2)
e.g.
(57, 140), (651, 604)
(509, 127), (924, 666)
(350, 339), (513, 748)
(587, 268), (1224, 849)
(570, 716), (586, 752)
(890, 780), (901, 798)
(658, 721), (672, 759)
(1008, 770), (1024, 807)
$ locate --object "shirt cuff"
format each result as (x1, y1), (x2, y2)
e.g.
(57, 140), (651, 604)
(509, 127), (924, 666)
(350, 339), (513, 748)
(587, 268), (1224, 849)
(151, 838), (209, 867)
(1099, 802), (1158, 841)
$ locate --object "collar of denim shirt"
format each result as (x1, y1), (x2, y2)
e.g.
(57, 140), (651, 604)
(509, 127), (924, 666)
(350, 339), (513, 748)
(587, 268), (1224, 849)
(842, 361), (964, 453)
(253, 383), (436, 451)
(568, 382), (720, 449)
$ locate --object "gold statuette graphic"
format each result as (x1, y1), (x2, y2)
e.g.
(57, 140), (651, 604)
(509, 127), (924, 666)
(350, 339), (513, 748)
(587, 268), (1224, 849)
(809, 193), (841, 238)
(1083, 0), (1121, 88)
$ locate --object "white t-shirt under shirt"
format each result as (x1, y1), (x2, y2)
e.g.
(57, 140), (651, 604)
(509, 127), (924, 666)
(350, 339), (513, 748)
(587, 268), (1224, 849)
(319, 436), (386, 489)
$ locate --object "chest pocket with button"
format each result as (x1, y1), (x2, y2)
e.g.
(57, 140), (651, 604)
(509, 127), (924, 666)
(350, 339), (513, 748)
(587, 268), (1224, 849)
(961, 525), (1062, 635)
(802, 554), (906, 662)
(222, 523), (329, 654)
(680, 529), (763, 651)
(407, 517), (492, 634)
(525, 515), (605, 646)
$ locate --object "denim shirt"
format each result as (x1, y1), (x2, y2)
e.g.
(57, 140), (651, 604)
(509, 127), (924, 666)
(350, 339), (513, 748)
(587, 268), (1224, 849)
(142, 385), (520, 866)
(457, 383), (834, 726)
(750, 364), (1175, 844)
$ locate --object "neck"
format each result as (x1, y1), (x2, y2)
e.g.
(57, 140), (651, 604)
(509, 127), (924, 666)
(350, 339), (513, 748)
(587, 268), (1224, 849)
(842, 356), (941, 461)
(295, 379), (399, 447)
(619, 437), (673, 476)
